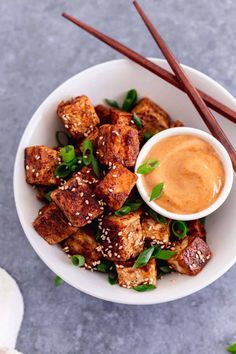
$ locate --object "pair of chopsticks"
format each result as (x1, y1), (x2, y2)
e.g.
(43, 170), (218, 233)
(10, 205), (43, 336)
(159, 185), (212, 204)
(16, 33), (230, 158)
(62, 1), (236, 171)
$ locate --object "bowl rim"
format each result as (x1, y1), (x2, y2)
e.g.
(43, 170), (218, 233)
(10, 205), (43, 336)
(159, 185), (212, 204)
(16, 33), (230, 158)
(135, 127), (234, 221)
(13, 58), (236, 304)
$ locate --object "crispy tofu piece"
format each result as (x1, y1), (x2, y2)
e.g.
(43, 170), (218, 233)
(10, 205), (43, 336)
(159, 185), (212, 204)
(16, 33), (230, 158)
(51, 175), (103, 227)
(111, 109), (133, 125)
(79, 126), (99, 152)
(167, 236), (212, 275)
(170, 119), (184, 128)
(101, 211), (144, 261)
(141, 216), (170, 246)
(33, 202), (77, 245)
(96, 124), (139, 168)
(25, 146), (60, 185)
(76, 166), (99, 186)
(132, 97), (170, 134)
(95, 104), (111, 124)
(62, 228), (101, 268)
(57, 95), (100, 139)
(115, 259), (157, 288)
(95, 163), (137, 210)
(187, 220), (206, 240)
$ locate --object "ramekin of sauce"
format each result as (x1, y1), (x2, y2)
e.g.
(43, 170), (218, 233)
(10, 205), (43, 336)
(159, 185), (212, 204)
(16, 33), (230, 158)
(135, 127), (233, 221)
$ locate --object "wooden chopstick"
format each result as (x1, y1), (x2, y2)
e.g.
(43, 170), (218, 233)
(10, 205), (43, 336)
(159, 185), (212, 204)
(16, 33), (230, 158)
(132, 0), (236, 171)
(62, 12), (236, 125)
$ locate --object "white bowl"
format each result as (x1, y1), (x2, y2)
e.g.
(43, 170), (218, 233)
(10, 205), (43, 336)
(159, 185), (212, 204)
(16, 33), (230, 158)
(135, 127), (233, 221)
(14, 58), (236, 304)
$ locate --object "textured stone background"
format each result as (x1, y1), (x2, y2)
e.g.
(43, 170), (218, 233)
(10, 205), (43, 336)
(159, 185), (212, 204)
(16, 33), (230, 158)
(0, 1), (236, 353)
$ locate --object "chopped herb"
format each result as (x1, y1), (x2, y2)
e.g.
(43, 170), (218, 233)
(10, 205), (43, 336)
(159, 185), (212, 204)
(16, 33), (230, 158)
(200, 217), (206, 226)
(71, 255), (85, 267)
(56, 130), (70, 146)
(82, 138), (93, 166)
(133, 113), (142, 128)
(150, 182), (164, 201)
(54, 275), (63, 287)
(147, 207), (167, 224)
(133, 246), (155, 268)
(115, 205), (131, 216)
(97, 260), (112, 273)
(172, 221), (188, 239)
(227, 343), (236, 353)
(122, 89), (138, 111)
(125, 199), (143, 211)
(137, 159), (160, 174)
(60, 145), (75, 163)
(152, 247), (175, 260)
(108, 269), (118, 285)
(91, 154), (100, 178)
(55, 163), (71, 178)
(159, 265), (172, 274)
(133, 284), (156, 292)
(143, 131), (155, 142)
(44, 190), (54, 202)
(105, 99), (120, 109)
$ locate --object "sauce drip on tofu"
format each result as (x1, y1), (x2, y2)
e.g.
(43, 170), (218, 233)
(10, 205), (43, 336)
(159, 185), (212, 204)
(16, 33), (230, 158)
(142, 135), (225, 214)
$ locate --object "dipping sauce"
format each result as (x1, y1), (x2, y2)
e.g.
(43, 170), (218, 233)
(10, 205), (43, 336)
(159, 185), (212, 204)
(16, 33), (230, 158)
(142, 135), (225, 214)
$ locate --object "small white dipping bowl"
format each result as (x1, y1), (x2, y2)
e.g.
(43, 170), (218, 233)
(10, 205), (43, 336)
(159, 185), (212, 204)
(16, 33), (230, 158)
(135, 127), (234, 221)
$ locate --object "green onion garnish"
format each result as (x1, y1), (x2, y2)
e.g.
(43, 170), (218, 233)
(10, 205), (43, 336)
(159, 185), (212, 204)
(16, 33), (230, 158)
(60, 145), (76, 163)
(133, 246), (155, 268)
(143, 131), (155, 142)
(55, 163), (71, 178)
(108, 269), (118, 285)
(54, 275), (63, 287)
(56, 131), (70, 146)
(71, 255), (85, 267)
(159, 265), (172, 274)
(150, 182), (164, 201)
(133, 284), (156, 292)
(227, 343), (236, 353)
(152, 246), (175, 260)
(137, 159), (160, 174)
(95, 229), (102, 242)
(91, 154), (100, 178)
(172, 221), (188, 239)
(147, 207), (167, 224)
(82, 139), (93, 166)
(133, 113), (142, 128)
(44, 190), (54, 202)
(122, 89), (138, 111)
(115, 205), (131, 216)
(105, 99), (120, 109)
(96, 260), (113, 273)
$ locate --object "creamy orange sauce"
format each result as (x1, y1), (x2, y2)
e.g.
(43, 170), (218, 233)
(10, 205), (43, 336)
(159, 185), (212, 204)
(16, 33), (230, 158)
(142, 135), (225, 214)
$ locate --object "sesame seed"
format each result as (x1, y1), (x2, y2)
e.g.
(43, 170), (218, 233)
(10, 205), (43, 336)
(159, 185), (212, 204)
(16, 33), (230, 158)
(65, 124), (69, 128)
(80, 192), (84, 197)
(75, 212), (80, 216)
(36, 172), (39, 177)
(68, 222), (72, 226)
(26, 165), (29, 170)
(85, 200), (89, 205)
(109, 189), (113, 193)
(112, 174), (117, 177)
(32, 169), (35, 173)
(88, 213), (93, 217)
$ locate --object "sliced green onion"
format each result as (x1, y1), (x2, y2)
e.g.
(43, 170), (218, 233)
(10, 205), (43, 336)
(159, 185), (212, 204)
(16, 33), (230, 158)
(54, 275), (63, 287)
(133, 113), (142, 128)
(143, 131), (155, 142)
(133, 284), (156, 292)
(95, 229), (102, 242)
(172, 221), (188, 239)
(82, 138), (93, 166)
(159, 265), (172, 274)
(137, 159), (160, 174)
(115, 206), (131, 216)
(56, 131), (70, 146)
(150, 182), (164, 201)
(147, 208), (167, 224)
(227, 343), (236, 353)
(125, 199), (143, 211)
(96, 260), (113, 273)
(122, 89), (138, 111)
(108, 269), (118, 285)
(105, 99), (120, 109)
(71, 255), (85, 267)
(55, 163), (71, 178)
(152, 248), (175, 260)
(200, 217), (206, 225)
(60, 145), (75, 163)
(91, 154), (100, 178)
(44, 190), (54, 202)
(133, 246), (155, 268)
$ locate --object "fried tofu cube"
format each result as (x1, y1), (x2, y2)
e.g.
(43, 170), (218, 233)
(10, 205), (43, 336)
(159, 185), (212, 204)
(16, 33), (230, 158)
(132, 97), (170, 134)
(115, 259), (157, 288)
(76, 166), (99, 186)
(167, 236), (212, 275)
(141, 216), (170, 246)
(95, 163), (137, 210)
(101, 211), (144, 261)
(170, 119), (184, 128)
(57, 96), (100, 139)
(96, 124), (139, 168)
(51, 175), (103, 227)
(111, 109), (133, 125)
(95, 104), (111, 124)
(25, 146), (60, 185)
(187, 220), (206, 240)
(62, 228), (101, 268)
(33, 202), (77, 245)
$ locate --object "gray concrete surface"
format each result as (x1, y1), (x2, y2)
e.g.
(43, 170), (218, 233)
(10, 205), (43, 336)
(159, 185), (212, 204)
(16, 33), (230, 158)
(0, 0), (236, 353)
